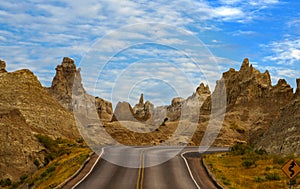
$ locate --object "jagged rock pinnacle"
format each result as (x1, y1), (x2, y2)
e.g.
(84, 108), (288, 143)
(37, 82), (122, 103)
(0, 60), (7, 73)
(48, 57), (84, 110)
(139, 93), (144, 105)
(196, 83), (210, 95)
(296, 78), (300, 98)
(240, 58), (250, 71)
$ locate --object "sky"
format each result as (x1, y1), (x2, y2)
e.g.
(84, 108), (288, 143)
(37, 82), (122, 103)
(0, 0), (299, 106)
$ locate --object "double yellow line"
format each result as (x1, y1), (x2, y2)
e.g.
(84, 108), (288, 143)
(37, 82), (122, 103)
(136, 151), (145, 189)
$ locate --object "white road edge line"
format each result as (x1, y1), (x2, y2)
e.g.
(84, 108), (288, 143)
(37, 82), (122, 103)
(71, 147), (104, 189)
(181, 151), (201, 189)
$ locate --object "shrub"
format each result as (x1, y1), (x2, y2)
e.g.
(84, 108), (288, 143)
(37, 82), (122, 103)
(34, 159), (40, 167)
(9, 181), (20, 189)
(272, 155), (285, 165)
(2, 178), (12, 187)
(230, 143), (253, 155)
(242, 159), (256, 168)
(265, 173), (280, 181)
(35, 134), (58, 152)
(20, 175), (28, 183)
(46, 166), (56, 173)
(28, 180), (34, 188)
(254, 176), (265, 183)
(265, 166), (271, 171)
(221, 176), (231, 186)
(255, 148), (267, 155)
(44, 154), (53, 166)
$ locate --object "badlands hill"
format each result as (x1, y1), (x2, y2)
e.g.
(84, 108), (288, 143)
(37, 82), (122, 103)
(0, 59), (80, 181)
(0, 57), (299, 182)
(108, 58), (300, 155)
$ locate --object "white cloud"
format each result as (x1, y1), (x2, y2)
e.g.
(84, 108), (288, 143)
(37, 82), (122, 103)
(263, 38), (300, 65)
(0, 0), (285, 105)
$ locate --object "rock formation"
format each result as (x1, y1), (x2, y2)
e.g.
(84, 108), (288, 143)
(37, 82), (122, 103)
(111, 102), (135, 121)
(48, 57), (113, 122)
(0, 63), (80, 181)
(0, 108), (42, 181)
(47, 57), (84, 110)
(257, 78), (300, 155)
(0, 60), (7, 73)
(203, 58), (295, 146)
(95, 97), (113, 121)
(133, 94), (154, 122)
(295, 78), (300, 98)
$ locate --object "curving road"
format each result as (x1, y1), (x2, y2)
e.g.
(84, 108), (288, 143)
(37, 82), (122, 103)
(72, 146), (227, 189)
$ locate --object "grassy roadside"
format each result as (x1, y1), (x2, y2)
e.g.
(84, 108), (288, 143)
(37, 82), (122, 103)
(2, 135), (92, 189)
(203, 143), (300, 189)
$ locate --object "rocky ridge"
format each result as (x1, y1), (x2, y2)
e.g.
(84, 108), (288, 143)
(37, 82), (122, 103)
(258, 80), (300, 155)
(1, 56), (300, 182)
(198, 58), (295, 146)
(47, 57), (113, 122)
(0, 61), (80, 181)
(0, 60), (7, 73)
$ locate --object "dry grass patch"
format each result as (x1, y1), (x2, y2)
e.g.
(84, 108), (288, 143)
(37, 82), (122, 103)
(17, 135), (92, 189)
(203, 144), (300, 189)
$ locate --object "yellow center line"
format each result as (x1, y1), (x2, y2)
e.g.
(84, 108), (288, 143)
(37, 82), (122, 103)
(136, 151), (145, 189)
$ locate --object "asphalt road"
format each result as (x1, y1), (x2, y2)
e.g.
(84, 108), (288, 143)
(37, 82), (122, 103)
(72, 146), (227, 189)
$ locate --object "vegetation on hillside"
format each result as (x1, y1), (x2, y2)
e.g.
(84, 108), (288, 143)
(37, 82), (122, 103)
(0, 135), (91, 189)
(203, 143), (300, 189)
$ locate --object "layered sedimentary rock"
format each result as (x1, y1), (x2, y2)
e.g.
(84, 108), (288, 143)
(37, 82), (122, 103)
(0, 63), (80, 181)
(257, 78), (300, 155)
(47, 57), (84, 110)
(0, 60), (7, 73)
(133, 94), (154, 122)
(111, 102), (135, 121)
(207, 58), (294, 146)
(48, 57), (113, 122)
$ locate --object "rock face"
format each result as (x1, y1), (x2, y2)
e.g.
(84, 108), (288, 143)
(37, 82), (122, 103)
(0, 108), (42, 181)
(95, 97), (113, 121)
(112, 94), (154, 122)
(257, 78), (300, 155)
(295, 78), (300, 98)
(0, 60), (7, 73)
(48, 57), (84, 110)
(133, 94), (154, 122)
(258, 99), (300, 155)
(204, 58), (295, 146)
(0, 65), (80, 181)
(111, 102), (135, 121)
(48, 57), (113, 122)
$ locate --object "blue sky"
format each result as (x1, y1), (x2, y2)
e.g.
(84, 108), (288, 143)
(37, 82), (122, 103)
(0, 0), (299, 106)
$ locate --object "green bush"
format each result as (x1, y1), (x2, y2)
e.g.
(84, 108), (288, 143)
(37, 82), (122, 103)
(255, 148), (267, 155)
(9, 181), (20, 189)
(20, 175), (28, 183)
(242, 159), (256, 168)
(221, 176), (231, 186)
(272, 155), (285, 165)
(1, 178), (12, 187)
(265, 173), (280, 181)
(265, 166), (271, 171)
(254, 176), (265, 183)
(230, 143), (253, 155)
(46, 166), (56, 173)
(34, 159), (40, 167)
(44, 154), (54, 166)
(35, 134), (58, 152)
